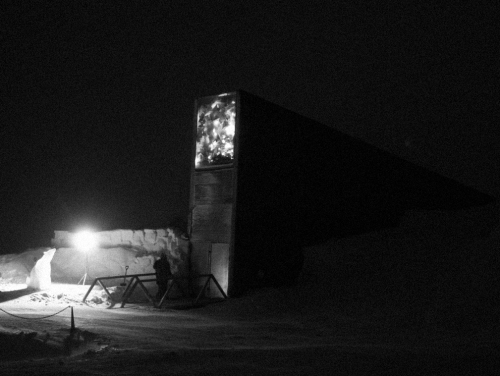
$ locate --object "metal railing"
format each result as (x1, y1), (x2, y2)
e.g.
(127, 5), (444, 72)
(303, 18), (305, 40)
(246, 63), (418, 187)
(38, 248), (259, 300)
(82, 273), (227, 308)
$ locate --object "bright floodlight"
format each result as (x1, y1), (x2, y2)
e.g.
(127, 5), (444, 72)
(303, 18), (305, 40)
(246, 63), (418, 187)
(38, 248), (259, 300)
(73, 230), (98, 252)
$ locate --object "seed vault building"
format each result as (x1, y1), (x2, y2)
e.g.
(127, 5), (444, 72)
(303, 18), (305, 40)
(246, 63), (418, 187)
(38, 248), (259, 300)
(187, 91), (496, 297)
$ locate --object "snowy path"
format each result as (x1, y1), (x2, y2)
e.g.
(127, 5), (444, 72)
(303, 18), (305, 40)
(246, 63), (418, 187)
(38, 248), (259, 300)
(0, 284), (498, 375)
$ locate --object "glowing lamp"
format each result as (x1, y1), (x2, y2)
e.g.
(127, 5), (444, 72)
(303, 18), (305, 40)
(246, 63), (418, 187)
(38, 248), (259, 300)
(73, 230), (98, 252)
(73, 230), (98, 285)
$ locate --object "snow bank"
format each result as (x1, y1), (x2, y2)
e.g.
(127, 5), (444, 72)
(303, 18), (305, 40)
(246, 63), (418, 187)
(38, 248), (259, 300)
(0, 248), (45, 284)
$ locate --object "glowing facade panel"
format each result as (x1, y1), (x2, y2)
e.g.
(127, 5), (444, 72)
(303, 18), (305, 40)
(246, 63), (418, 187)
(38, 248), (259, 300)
(195, 93), (236, 169)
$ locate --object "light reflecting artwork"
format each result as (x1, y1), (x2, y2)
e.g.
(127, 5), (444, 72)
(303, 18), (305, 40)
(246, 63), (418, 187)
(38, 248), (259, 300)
(195, 93), (236, 168)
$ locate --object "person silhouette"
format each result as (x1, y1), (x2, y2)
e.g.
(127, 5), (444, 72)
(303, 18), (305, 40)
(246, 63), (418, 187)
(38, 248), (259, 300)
(153, 252), (172, 301)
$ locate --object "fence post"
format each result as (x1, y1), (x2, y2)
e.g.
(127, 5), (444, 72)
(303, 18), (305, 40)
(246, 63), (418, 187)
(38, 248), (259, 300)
(70, 306), (76, 332)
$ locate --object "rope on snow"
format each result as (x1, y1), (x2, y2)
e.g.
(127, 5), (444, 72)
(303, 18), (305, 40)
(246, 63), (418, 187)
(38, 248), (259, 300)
(0, 305), (71, 320)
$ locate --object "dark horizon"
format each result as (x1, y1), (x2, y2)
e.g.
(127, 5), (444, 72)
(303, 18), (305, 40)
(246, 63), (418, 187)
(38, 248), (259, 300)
(1, 2), (498, 253)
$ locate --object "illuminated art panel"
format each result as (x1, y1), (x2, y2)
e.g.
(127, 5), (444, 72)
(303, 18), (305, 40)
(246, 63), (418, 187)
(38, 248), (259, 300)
(195, 93), (236, 168)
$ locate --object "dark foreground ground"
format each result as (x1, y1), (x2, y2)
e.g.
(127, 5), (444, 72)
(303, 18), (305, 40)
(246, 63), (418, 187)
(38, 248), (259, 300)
(2, 346), (498, 376)
(0, 283), (498, 376)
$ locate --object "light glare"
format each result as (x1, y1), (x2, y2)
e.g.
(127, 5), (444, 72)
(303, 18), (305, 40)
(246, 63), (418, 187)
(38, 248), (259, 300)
(73, 230), (98, 252)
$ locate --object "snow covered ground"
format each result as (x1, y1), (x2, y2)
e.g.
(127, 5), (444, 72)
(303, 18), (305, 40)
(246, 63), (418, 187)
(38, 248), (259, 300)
(0, 281), (497, 375)
(1, 209), (499, 375)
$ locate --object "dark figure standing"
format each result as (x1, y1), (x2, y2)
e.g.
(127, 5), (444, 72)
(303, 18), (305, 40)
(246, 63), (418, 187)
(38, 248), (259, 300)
(153, 253), (172, 301)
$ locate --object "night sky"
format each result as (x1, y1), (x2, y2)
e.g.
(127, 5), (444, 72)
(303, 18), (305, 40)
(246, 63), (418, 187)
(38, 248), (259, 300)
(1, 2), (498, 253)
